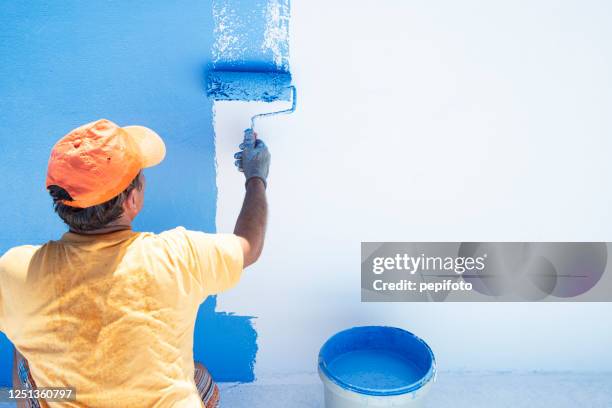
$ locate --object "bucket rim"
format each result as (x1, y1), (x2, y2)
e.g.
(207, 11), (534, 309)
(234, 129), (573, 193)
(318, 325), (436, 397)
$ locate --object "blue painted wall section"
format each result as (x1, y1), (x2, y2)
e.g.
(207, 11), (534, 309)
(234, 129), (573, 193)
(197, 297), (257, 382)
(212, 0), (290, 73)
(0, 0), (286, 386)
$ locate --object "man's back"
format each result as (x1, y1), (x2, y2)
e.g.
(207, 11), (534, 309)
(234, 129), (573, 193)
(0, 227), (243, 407)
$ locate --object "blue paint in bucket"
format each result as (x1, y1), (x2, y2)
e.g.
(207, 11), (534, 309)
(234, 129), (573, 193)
(318, 326), (436, 397)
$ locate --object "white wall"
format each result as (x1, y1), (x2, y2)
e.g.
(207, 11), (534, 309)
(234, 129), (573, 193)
(214, 0), (612, 376)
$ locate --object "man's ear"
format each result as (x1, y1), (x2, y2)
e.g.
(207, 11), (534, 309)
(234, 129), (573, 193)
(128, 188), (138, 208)
(123, 188), (138, 213)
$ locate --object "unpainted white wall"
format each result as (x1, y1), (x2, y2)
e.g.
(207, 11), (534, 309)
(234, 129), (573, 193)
(214, 0), (612, 376)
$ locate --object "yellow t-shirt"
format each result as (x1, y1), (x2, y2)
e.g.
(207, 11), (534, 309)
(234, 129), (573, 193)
(0, 227), (243, 407)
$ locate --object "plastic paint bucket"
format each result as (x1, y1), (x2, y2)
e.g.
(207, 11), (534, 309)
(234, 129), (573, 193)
(318, 326), (436, 408)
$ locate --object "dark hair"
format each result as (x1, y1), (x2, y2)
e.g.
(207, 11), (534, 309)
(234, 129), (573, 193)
(48, 172), (143, 232)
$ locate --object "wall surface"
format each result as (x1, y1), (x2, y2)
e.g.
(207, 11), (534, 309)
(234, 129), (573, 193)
(0, 0), (275, 385)
(215, 0), (612, 377)
(2, 0), (612, 391)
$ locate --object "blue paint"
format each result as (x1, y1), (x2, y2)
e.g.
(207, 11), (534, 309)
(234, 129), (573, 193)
(327, 350), (423, 392)
(0, 333), (12, 386)
(212, 0), (290, 73)
(319, 326), (436, 396)
(207, 71), (292, 102)
(196, 297), (257, 382)
(0, 0), (278, 385)
(209, 1), (293, 107)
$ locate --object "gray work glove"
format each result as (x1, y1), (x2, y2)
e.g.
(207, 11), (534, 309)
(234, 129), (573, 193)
(234, 129), (271, 188)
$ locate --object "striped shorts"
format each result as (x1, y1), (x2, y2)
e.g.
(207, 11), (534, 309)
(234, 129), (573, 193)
(14, 350), (220, 408)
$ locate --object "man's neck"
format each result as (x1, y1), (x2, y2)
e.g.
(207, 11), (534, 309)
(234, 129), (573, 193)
(70, 216), (133, 235)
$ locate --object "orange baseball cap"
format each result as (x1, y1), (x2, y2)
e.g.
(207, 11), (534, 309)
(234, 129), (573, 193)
(46, 119), (166, 208)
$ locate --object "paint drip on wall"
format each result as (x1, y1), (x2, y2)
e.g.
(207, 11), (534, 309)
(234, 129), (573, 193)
(212, 0), (290, 72)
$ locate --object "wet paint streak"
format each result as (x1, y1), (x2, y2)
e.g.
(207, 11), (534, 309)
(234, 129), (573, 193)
(212, 0), (290, 72)
(262, 0), (291, 71)
(195, 297), (257, 382)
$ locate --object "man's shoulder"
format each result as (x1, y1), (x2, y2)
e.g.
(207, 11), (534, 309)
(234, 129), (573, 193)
(140, 227), (228, 254)
(134, 227), (195, 251)
(1, 244), (42, 262)
(158, 226), (189, 237)
(138, 226), (189, 243)
(153, 226), (218, 242)
(135, 227), (237, 256)
(0, 244), (43, 278)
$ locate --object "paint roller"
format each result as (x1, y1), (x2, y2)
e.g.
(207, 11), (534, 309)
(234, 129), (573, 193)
(206, 70), (297, 132)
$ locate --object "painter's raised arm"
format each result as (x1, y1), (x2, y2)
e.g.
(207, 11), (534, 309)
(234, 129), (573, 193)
(233, 129), (270, 267)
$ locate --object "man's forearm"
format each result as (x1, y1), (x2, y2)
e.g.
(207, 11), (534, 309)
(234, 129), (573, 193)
(234, 178), (268, 267)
